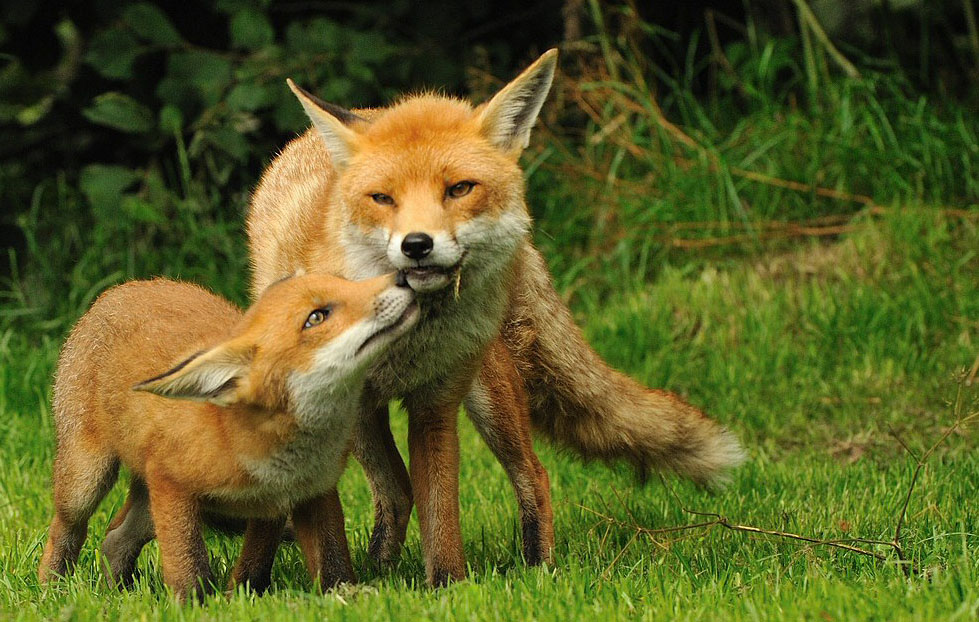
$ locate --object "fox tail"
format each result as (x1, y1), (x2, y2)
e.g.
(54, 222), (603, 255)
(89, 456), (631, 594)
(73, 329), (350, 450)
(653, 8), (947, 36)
(512, 246), (745, 484)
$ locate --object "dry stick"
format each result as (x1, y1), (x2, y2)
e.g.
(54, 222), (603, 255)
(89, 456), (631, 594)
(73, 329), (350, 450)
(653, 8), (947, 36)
(790, 0), (861, 79)
(580, 404), (979, 581)
(563, 62), (979, 252)
(705, 9), (753, 100)
(963, 0), (979, 74)
(890, 396), (979, 574)
(662, 483), (899, 565)
(569, 84), (978, 247)
(667, 224), (861, 249)
(966, 352), (979, 387)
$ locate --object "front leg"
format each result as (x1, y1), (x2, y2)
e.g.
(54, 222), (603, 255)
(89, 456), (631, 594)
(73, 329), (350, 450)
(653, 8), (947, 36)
(229, 516), (285, 594)
(291, 488), (355, 590)
(404, 396), (466, 587)
(145, 476), (213, 601)
(351, 403), (413, 565)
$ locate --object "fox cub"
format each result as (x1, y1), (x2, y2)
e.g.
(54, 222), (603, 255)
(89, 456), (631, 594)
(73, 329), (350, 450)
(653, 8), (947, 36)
(38, 273), (417, 599)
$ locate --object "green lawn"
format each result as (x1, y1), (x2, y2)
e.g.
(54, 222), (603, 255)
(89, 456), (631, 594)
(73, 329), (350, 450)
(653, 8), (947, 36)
(3, 35), (979, 619)
(2, 204), (977, 620)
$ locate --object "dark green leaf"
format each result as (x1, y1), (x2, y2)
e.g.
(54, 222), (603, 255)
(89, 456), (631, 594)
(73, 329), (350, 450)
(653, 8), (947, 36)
(159, 105), (184, 133)
(82, 92), (154, 133)
(84, 29), (142, 79)
(230, 9), (274, 50)
(205, 126), (250, 161)
(286, 18), (343, 54)
(123, 3), (182, 46)
(226, 82), (272, 111)
(157, 51), (233, 106)
(347, 31), (393, 64)
(79, 165), (139, 218)
(121, 194), (165, 223)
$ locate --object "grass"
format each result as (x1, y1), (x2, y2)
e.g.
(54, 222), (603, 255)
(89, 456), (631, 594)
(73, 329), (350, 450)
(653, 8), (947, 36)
(2, 22), (979, 621)
(2, 211), (977, 620)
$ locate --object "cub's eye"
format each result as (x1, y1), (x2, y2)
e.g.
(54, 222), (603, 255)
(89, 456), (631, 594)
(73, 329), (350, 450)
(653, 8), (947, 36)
(303, 307), (332, 329)
(371, 193), (395, 206)
(446, 181), (476, 199)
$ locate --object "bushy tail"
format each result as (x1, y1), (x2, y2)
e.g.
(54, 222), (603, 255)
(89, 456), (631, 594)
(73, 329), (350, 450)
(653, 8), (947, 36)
(509, 246), (745, 485)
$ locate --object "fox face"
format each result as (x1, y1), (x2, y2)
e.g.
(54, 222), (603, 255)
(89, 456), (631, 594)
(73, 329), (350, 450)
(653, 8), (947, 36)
(288, 50), (557, 293)
(135, 273), (418, 415)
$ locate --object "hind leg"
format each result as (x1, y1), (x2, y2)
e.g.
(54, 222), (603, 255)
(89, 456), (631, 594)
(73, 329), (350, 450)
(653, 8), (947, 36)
(101, 476), (154, 587)
(39, 445), (119, 581)
(464, 339), (554, 566)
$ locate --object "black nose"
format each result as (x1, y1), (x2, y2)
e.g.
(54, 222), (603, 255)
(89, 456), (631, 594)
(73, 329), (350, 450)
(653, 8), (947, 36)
(401, 232), (433, 259)
(394, 270), (410, 288)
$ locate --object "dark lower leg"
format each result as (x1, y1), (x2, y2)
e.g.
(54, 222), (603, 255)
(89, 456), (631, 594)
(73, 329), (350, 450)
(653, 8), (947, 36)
(102, 477), (154, 587)
(292, 489), (355, 590)
(352, 404), (412, 565)
(229, 516), (285, 594)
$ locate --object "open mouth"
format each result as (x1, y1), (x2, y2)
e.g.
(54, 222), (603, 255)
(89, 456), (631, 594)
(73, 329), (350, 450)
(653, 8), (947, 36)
(405, 261), (462, 279)
(356, 301), (419, 356)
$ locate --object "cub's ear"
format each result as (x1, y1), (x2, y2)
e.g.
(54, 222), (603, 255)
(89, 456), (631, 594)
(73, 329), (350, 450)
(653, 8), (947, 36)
(134, 343), (252, 407)
(478, 48), (558, 153)
(287, 79), (364, 169)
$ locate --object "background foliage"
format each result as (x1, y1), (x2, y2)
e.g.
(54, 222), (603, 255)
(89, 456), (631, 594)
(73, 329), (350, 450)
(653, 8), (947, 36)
(2, 0), (977, 321)
(1, 1), (978, 619)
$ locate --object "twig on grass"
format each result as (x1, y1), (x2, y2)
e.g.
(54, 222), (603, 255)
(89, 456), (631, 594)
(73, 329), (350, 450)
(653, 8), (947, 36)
(580, 393), (979, 581)
(889, 387), (979, 573)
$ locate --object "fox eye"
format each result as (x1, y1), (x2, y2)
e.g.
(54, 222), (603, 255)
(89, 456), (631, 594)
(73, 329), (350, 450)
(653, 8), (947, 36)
(446, 181), (476, 199)
(304, 307), (332, 329)
(371, 193), (395, 206)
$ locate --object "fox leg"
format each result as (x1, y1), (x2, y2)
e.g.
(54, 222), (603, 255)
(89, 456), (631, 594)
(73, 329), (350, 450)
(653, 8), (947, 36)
(292, 488), (355, 590)
(101, 476), (154, 587)
(464, 339), (554, 566)
(351, 402), (412, 565)
(229, 516), (285, 594)
(145, 476), (212, 601)
(404, 394), (467, 587)
(39, 443), (119, 582)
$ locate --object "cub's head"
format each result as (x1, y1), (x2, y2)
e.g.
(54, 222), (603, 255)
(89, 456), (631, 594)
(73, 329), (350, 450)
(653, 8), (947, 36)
(288, 49), (558, 293)
(134, 273), (417, 412)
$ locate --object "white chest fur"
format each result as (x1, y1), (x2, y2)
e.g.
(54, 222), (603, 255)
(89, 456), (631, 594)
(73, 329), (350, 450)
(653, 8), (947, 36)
(208, 374), (363, 516)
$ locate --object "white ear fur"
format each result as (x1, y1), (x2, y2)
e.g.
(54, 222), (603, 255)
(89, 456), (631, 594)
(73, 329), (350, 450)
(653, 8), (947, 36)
(134, 345), (250, 407)
(286, 78), (360, 169)
(479, 49), (558, 152)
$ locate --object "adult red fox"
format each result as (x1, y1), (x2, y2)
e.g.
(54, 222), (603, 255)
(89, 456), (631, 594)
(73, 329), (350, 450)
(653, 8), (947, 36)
(39, 273), (418, 599)
(248, 49), (744, 586)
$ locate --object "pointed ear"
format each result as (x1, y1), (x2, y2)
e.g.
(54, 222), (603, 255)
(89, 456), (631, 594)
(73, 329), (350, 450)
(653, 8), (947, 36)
(134, 343), (252, 407)
(479, 49), (558, 153)
(286, 79), (363, 169)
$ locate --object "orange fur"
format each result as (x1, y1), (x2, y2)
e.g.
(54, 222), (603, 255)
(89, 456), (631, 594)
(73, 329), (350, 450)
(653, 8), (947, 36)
(248, 50), (744, 586)
(39, 273), (416, 599)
